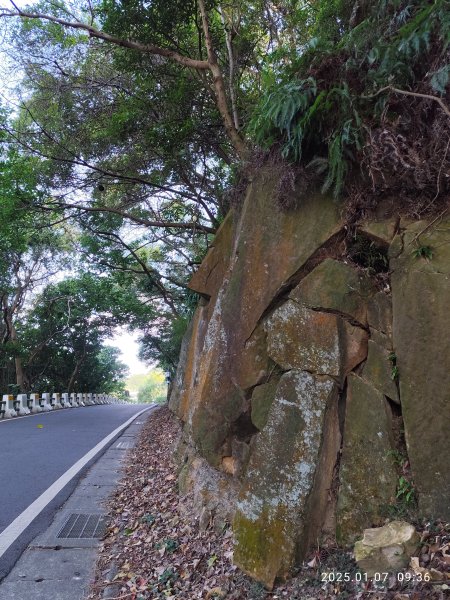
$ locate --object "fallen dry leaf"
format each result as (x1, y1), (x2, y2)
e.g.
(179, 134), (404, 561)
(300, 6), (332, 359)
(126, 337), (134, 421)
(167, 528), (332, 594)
(87, 407), (449, 600)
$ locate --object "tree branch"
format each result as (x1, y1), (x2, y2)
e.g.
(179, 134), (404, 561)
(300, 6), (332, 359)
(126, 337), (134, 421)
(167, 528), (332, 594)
(2, 5), (210, 70)
(2, 1), (249, 156)
(362, 85), (450, 119)
(197, 0), (247, 159)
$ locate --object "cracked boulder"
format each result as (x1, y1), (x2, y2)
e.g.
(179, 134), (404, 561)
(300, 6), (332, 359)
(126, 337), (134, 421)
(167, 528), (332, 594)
(220, 169), (343, 349)
(233, 370), (340, 589)
(290, 258), (374, 325)
(361, 340), (399, 404)
(390, 217), (450, 519)
(265, 301), (368, 380)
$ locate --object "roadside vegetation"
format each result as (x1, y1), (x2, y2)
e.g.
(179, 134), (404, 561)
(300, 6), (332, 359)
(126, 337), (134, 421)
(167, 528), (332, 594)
(125, 370), (168, 404)
(0, 0), (448, 393)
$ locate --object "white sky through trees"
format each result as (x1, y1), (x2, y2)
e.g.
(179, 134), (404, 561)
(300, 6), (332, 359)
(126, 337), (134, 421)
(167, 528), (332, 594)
(0, 0), (150, 379)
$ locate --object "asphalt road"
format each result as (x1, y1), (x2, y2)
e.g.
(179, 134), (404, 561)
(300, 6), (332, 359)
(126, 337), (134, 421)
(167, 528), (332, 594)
(0, 404), (149, 579)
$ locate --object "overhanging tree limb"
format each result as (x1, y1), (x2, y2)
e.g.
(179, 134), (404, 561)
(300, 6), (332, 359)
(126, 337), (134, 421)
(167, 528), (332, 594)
(197, 0), (247, 159)
(4, 3), (210, 69)
(2, 1), (248, 158)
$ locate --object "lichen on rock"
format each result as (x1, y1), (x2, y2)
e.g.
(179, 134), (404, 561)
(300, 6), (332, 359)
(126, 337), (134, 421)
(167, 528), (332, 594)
(233, 370), (338, 588)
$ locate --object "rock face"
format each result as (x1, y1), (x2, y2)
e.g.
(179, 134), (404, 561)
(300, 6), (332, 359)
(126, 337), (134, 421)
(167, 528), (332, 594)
(354, 521), (420, 576)
(169, 168), (449, 587)
(233, 371), (339, 588)
(336, 374), (398, 543)
(390, 217), (450, 519)
(290, 258), (373, 324)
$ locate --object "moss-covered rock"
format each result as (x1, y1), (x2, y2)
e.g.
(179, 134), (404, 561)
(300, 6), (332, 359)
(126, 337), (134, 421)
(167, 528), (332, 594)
(358, 218), (399, 246)
(339, 321), (369, 376)
(265, 301), (340, 374)
(168, 308), (200, 418)
(220, 170), (343, 349)
(265, 300), (368, 379)
(290, 258), (373, 324)
(233, 370), (338, 588)
(233, 324), (270, 391)
(367, 291), (393, 337)
(188, 211), (234, 300)
(250, 379), (279, 430)
(336, 374), (397, 544)
(361, 340), (399, 403)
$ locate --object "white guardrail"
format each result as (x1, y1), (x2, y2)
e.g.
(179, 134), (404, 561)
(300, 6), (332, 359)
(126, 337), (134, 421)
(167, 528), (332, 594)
(0, 392), (127, 418)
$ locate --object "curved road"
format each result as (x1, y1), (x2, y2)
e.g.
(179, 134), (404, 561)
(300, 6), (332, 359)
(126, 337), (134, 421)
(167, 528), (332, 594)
(0, 404), (150, 579)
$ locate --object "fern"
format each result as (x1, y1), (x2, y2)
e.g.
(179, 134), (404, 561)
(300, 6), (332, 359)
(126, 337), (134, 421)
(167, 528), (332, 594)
(248, 77), (317, 160)
(247, 0), (449, 201)
(430, 64), (450, 94)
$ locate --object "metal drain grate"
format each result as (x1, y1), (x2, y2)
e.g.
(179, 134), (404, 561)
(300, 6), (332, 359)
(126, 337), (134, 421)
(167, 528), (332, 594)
(115, 440), (132, 449)
(57, 513), (109, 539)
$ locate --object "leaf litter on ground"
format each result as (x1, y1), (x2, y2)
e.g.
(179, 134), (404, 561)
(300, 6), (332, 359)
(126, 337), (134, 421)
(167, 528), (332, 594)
(87, 406), (449, 600)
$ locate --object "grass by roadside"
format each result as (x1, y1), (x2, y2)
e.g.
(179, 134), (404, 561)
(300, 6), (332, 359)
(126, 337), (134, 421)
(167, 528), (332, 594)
(87, 406), (449, 600)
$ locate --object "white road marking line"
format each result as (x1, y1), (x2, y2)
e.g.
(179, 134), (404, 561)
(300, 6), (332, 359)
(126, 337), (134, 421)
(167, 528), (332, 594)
(0, 407), (153, 559)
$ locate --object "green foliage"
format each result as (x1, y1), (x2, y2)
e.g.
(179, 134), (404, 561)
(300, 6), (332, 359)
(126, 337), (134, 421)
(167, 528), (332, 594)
(412, 245), (433, 260)
(140, 513), (156, 525)
(347, 234), (389, 273)
(158, 567), (177, 585)
(430, 65), (450, 95)
(207, 554), (218, 567)
(248, 0), (450, 199)
(158, 538), (178, 553)
(384, 451), (417, 517)
(135, 369), (167, 404)
(17, 275), (130, 392)
(396, 475), (416, 505)
(388, 352), (399, 381)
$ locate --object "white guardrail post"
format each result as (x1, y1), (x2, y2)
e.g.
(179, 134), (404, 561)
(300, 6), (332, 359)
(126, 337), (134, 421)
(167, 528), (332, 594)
(51, 392), (63, 409)
(40, 393), (53, 411)
(16, 394), (31, 416)
(0, 390), (122, 419)
(29, 393), (42, 413)
(2, 395), (17, 418)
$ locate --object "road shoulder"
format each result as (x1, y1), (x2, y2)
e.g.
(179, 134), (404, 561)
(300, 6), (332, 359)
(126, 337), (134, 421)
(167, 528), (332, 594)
(0, 407), (156, 600)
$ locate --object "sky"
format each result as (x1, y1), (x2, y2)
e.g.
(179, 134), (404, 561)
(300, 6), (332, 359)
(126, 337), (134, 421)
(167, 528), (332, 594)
(105, 329), (149, 376)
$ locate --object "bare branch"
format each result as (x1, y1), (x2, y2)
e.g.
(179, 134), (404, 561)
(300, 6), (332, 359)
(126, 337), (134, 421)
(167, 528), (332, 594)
(1, 5), (210, 70)
(362, 85), (450, 119)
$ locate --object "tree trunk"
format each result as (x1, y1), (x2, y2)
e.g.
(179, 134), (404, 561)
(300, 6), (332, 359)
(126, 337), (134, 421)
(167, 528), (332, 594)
(2, 299), (29, 392)
(198, 0), (248, 160)
(67, 345), (87, 393)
